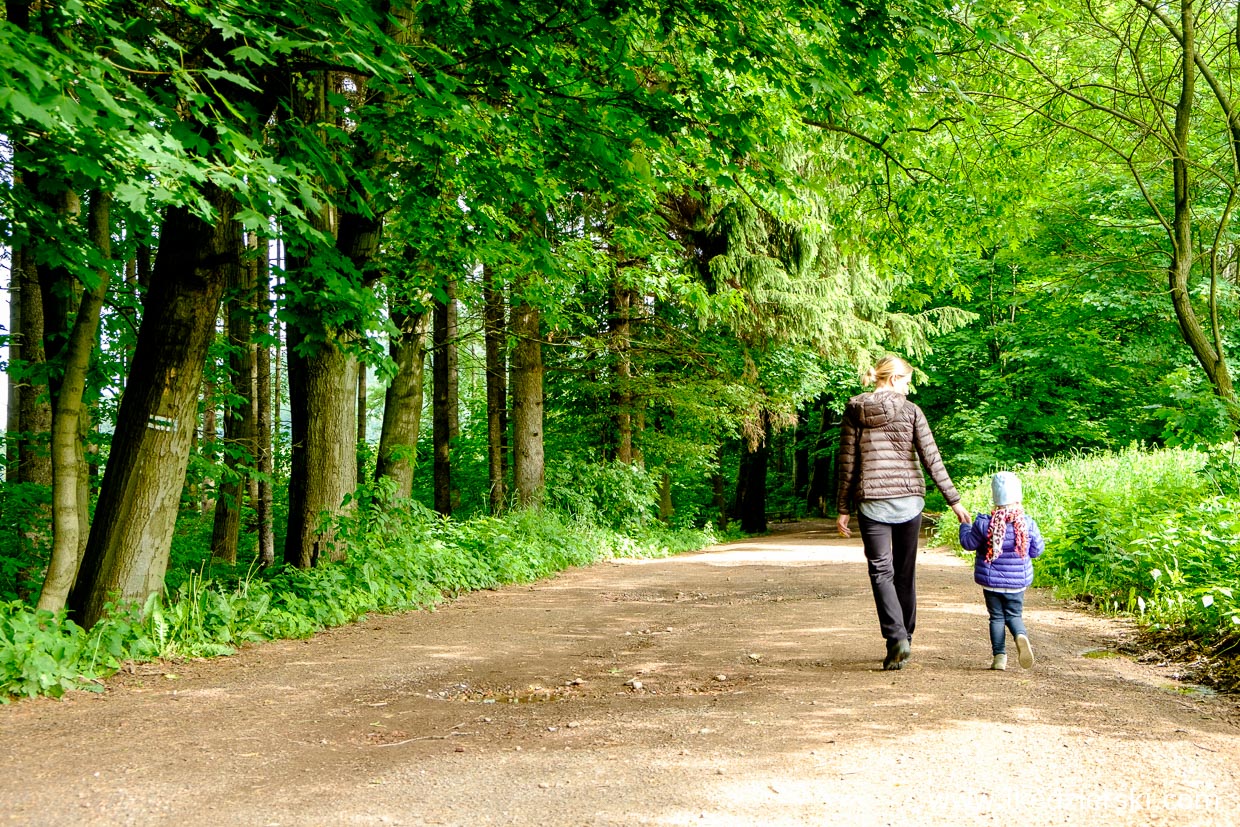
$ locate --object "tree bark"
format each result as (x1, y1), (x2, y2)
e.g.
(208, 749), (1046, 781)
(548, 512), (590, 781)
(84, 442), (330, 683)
(446, 278), (460, 510)
(357, 362), (368, 485)
(610, 282), (635, 464)
(375, 305), (429, 498)
(447, 279), (460, 442)
(510, 292), (544, 507)
(1166, 0), (1237, 406)
(432, 286), (453, 516)
(37, 187), (82, 407)
(483, 265), (507, 513)
(255, 242), (276, 567)
(68, 189), (240, 627)
(284, 323), (358, 568)
(16, 215), (52, 487)
(200, 376), (217, 513)
(38, 192), (111, 611)
(5, 244), (23, 478)
(658, 472), (673, 524)
(246, 242), (261, 512)
(282, 68), (380, 568)
(210, 227), (257, 565)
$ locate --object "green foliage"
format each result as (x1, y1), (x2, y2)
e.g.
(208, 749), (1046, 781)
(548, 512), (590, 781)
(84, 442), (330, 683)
(0, 482), (51, 603)
(545, 460), (660, 532)
(0, 601), (157, 700)
(941, 446), (1240, 652)
(0, 493), (714, 701)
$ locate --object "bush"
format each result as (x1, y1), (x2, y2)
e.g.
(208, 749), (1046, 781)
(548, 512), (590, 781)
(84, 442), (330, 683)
(938, 445), (1240, 653)
(0, 489), (715, 702)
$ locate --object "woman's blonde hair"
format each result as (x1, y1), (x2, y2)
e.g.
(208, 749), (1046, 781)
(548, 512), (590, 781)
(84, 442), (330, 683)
(862, 355), (913, 387)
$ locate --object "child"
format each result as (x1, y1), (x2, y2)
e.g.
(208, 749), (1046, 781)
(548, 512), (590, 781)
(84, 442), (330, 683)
(959, 471), (1045, 670)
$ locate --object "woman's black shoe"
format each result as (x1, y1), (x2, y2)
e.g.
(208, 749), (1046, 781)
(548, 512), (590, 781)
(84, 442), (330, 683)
(883, 638), (911, 671)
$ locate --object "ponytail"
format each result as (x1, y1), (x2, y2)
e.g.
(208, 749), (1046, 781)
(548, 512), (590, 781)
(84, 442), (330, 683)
(862, 355), (913, 388)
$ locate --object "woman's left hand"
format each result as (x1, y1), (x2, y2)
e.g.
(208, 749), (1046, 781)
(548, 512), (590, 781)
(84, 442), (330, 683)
(951, 503), (970, 524)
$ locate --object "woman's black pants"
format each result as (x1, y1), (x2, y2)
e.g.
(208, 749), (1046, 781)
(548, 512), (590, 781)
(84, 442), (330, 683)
(858, 512), (923, 642)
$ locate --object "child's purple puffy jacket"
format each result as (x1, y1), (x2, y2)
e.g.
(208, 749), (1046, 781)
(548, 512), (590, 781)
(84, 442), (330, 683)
(960, 513), (1045, 591)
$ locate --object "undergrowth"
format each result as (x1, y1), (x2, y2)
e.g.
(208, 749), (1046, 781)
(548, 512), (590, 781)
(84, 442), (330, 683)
(0, 492), (714, 701)
(936, 444), (1240, 688)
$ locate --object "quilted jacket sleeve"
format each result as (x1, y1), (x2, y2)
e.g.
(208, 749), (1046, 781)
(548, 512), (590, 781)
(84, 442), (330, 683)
(836, 405), (859, 514)
(1027, 517), (1046, 558)
(911, 404), (961, 506)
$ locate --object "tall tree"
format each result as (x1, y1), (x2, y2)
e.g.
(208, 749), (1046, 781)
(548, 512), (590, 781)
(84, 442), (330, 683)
(510, 283), (545, 507)
(254, 240), (276, 567)
(210, 232), (257, 565)
(37, 191), (112, 610)
(69, 188), (245, 625)
(482, 264), (508, 513)
(432, 281), (454, 516)
(374, 301), (430, 498)
(956, 0), (1240, 421)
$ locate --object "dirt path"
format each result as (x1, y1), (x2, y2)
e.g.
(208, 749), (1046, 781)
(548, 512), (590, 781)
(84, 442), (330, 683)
(3, 523), (1239, 826)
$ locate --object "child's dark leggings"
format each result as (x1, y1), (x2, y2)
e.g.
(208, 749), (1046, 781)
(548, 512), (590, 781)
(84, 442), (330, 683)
(983, 589), (1027, 654)
(858, 513), (922, 642)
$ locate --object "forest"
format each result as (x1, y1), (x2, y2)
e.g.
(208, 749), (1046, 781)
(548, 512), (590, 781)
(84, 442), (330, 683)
(2, 0), (1240, 698)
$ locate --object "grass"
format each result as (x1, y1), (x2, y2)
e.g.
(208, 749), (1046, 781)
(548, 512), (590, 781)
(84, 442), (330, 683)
(936, 444), (1240, 687)
(0, 497), (716, 702)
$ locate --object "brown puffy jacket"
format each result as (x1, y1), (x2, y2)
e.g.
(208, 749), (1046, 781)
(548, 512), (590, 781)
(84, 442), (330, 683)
(835, 391), (960, 515)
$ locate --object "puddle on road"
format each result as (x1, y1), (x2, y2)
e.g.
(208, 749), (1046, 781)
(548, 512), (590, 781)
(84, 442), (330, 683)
(1081, 648), (1125, 659)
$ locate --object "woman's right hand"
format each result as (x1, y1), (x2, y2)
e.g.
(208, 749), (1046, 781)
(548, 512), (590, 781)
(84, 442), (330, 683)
(951, 502), (971, 524)
(836, 513), (851, 537)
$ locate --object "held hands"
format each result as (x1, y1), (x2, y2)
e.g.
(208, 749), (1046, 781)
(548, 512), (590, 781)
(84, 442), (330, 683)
(839, 506), (967, 537)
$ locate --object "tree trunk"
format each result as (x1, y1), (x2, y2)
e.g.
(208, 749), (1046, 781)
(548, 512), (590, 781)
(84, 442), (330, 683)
(356, 363), (368, 485)
(511, 293), (544, 507)
(284, 323), (358, 567)
(38, 192), (112, 611)
(432, 288), (453, 516)
(255, 246), (276, 567)
(483, 265), (508, 514)
(1166, 1), (1237, 408)
(446, 278), (460, 510)
(36, 187), (83, 411)
(246, 243), (261, 512)
(200, 376), (217, 513)
(282, 66), (381, 568)
(16, 218), (52, 487)
(5, 244), (23, 478)
(68, 190), (240, 627)
(805, 399), (839, 517)
(737, 412), (770, 534)
(374, 305), (429, 498)
(658, 472), (673, 524)
(610, 282), (634, 464)
(447, 279), (460, 442)
(210, 227), (256, 565)
(793, 408), (810, 504)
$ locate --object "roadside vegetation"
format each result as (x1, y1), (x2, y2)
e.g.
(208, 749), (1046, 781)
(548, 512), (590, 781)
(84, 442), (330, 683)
(939, 446), (1240, 691)
(0, 470), (716, 701)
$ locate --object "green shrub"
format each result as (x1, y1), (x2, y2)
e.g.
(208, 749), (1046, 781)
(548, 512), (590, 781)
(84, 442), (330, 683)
(938, 445), (1240, 650)
(0, 488), (715, 702)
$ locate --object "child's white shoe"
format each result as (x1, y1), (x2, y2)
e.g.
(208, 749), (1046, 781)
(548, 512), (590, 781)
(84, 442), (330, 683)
(990, 654), (1007, 671)
(1016, 634), (1035, 669)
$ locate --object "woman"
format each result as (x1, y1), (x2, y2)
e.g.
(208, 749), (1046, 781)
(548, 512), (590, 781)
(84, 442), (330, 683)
(836, 355), (970, 671)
